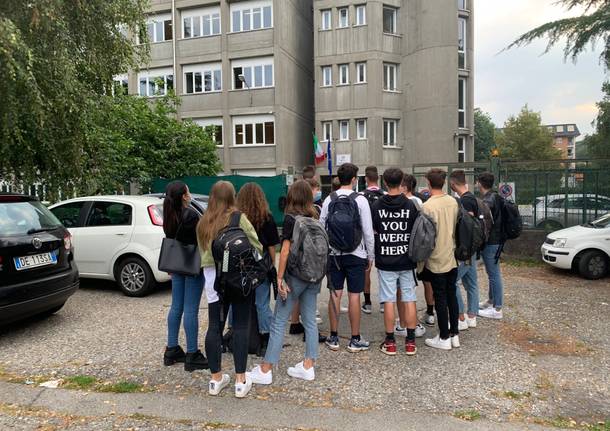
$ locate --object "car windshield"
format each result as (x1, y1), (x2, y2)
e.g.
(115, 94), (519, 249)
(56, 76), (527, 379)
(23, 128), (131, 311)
(0, 201), (63, 236)
(588, 213), (610, 228)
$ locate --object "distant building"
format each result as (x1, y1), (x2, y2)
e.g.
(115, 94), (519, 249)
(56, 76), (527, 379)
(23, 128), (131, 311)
(545, 124), (580, 159)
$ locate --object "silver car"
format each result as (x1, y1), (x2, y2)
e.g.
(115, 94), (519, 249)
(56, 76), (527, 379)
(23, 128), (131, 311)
(522, 194), (610, 231)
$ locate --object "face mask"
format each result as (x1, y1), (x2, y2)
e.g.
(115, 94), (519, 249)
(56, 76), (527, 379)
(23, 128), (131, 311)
(314, 191), (322, 202)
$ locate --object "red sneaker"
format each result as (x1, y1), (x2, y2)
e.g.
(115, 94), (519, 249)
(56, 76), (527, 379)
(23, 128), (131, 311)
(379, 339), (397, 356)
(405, 340), (417, 356)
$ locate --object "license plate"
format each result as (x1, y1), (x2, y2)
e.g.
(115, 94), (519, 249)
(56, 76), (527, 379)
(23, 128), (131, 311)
(14, 251), (57, 271)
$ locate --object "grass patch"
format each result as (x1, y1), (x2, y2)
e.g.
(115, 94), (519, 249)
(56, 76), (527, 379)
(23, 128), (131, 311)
(500, 322), (592, 357)
(454, 410), (481, 421)
(502, 390), (532, 400)
(585, 421), (610, 431)
(63, 375), (98, 390)
(203, 422), (228, 429)
(97, 381), (145, 393)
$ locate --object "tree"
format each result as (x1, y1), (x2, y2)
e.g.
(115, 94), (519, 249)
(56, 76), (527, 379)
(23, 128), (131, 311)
(474, 108), (496, 161)
(495, 106), (563, 160)
(580, 81), (610, 159)
(0, 0), (148, 189)
(508, 0), (610, 69)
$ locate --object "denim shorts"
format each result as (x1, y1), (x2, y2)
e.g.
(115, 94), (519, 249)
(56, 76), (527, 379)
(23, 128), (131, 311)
(378, 270), (417, 303)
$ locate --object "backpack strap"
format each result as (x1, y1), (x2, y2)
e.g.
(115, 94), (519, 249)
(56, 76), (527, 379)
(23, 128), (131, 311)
(348, 191), (359, 201)
(229, 211), (241, 228)
(329, 192), (338, 201)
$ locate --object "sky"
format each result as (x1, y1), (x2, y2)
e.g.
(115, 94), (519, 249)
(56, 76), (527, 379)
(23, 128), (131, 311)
(475, 0), (609, 136)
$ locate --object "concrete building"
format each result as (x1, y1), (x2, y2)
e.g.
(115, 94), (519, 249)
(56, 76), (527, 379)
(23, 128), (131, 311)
(119, 0), (315, 176)
(546, 124), (580, 159)
(313, 0), (475, 175)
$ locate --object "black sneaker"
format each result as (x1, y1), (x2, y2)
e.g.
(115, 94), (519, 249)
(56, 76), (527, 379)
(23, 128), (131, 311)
(184, 350), (209, 372)
(302, 333), (327, 343)
(289, 322), (305, 335)
(164, 346), (186, 366)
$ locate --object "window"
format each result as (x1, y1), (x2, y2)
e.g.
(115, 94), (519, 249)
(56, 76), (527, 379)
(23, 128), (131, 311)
(339, 120), (349, 141)
(338, 64), (349, 85)
(233, 115), (275, 146)
(50, 202), (86, 229)
(458, 78), (466, 128)
(356, 119), (367, 139)
(383, 63), (397, 91)
(232, 58), (274, 89)
(322, 66), (332, 87)
(86, 202), (132, 227)
(458, 0), (467, 10)
(567, 125), (575, 132)
(355, 5), (366, 26)
(183, 8), (221, 38)
(194, 118), (223, 146)
(458, 18), (466, 69)
(184, 63), (222, 94)
(145, 14), (172, 43)
(567, 148), (574, 158)
(556, 125), (564, 132)
(231, 2), (273, 32)
(458, 137), (466, 163)
(383, 6), (397, 34)
(383, 120), (397, 147)
(338, 7), (348, 28)
(112, 75), (129, 95)
(356, 62), (366, 83)
(321, 9), (332, 30)
(555, 137), (563, 145)
(322, 122), (332, 142)
(138, 68), (174, 97)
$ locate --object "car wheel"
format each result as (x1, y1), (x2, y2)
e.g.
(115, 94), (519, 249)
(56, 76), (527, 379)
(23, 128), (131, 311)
(537, 219), (563, 233)
(577, 250), (609, 280)
(41, 302), (66, 317)
(115, 257), (154, 297)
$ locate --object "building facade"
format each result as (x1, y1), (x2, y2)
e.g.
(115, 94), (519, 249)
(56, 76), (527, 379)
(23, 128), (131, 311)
(314, 0), (475, 174)
(546, 124), (580, 159)
(120, 0), (315, 176)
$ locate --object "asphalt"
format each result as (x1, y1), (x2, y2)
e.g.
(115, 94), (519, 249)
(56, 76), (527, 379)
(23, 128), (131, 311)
(0, 381), (554, 431)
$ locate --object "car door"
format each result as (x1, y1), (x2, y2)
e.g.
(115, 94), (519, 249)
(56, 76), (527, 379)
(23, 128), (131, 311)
(49, 200), (90, 264)
(76, 201), (134, 276)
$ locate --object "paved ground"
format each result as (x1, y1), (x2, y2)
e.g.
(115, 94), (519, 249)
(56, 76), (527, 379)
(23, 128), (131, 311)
(0, 262), (609, 430)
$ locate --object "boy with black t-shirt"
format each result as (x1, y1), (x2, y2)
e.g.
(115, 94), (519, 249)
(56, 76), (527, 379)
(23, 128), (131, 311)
(371, 168), (420, 355)
(449, 170), (479, 331)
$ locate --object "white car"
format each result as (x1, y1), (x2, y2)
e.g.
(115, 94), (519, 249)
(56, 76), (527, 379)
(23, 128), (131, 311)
(49, 195), (172, 296)
(541, 213), (610, 279)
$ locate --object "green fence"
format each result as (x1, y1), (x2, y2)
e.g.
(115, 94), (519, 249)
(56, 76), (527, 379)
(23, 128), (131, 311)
(152, 175), (288, 226)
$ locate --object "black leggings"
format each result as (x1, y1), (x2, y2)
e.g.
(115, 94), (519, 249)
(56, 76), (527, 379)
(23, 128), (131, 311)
(205, 297), (252, 374)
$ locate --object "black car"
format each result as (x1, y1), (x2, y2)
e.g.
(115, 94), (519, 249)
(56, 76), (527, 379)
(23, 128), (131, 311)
(0, 194), (79, 325)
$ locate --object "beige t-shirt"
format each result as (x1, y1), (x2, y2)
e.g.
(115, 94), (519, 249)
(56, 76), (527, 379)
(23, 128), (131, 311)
(422, 194), (458, 274)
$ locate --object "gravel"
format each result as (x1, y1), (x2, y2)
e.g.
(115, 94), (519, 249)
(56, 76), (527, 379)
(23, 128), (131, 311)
(1, 264), (609, 426)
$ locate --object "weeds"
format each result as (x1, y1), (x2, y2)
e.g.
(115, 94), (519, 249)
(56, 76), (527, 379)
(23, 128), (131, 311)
(454, 410), (481, 421)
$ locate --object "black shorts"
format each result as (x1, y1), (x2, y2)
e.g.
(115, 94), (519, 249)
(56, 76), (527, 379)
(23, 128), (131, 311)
(417, 267), (433, 283)
(327, 255), (368, 294)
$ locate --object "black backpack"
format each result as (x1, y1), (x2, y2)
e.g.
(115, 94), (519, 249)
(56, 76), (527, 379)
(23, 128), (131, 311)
(212, 212), (268, 302)
(361, 189), (384, 209)
(475, 197), (494, 244)
(454, 199), (486, 261)
(500, 197), (523, 240)
(325, 192), (363, 253)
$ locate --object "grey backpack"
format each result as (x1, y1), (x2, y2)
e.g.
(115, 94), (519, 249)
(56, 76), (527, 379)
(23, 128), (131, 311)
(408, 212), (437, 262)
(287, 216), (329, 283)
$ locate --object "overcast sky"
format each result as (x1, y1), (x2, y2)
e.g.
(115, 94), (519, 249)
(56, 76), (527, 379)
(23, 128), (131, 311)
(475, 0), (609, 136)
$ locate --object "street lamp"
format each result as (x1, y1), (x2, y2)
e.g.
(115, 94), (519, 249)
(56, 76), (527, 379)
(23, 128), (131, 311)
(238, 74), (253, 107)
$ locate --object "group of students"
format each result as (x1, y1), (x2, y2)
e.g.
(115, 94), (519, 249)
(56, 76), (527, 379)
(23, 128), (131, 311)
(161, 162), (512, 399)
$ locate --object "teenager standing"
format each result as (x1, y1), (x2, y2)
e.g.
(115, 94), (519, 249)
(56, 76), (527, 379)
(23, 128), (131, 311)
(162, 181), (208, 371)
(236, 183), (280, 354)
(247, 180), (328, 384)
(197, 181), (263, 398)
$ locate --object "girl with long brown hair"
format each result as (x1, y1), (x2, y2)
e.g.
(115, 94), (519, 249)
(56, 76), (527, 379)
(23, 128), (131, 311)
(236, 183), (279, 354)
(197, 181), (263, 398)
(247, 180), (326, 385)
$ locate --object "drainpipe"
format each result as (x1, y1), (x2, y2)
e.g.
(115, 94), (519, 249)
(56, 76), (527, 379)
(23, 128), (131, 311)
(172, 0), (177, 119)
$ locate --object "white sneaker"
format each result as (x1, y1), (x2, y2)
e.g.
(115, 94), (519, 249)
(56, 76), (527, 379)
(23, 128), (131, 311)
(316, 309), (321, 317)
(287, 362), (315, 381)
(422, 313), (435, 326)
(478, 308), (503, 320)
(466, 316), (477, 328)
(340, 306), (348, 313)
(394, 325), (408, 337)
(458, 319), (469, 331)
(424, 335), (452, 351)
(246, 365), (272, 385)
(208, 374), (230, 396)
(479, 300), (493, 310)
(415, 323), (426, 338)
(451, 335), (461, 348)
(235, 377), (253, 398)
(380, 304), (385, 314)
(316, 317), (323, 325)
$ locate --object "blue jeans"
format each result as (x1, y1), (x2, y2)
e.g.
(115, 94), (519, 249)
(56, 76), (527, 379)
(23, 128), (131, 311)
(481, 244), (504, 309)
(167, 272), (204, 353)
(456, 258), (479, 315)
(264, 274), (320, 364)
(255, 280), (273, 334)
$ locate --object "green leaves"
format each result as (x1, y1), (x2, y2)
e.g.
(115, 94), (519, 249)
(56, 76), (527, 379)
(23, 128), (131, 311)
(474, 108), (496, 161)
(581, 81), (610, 159)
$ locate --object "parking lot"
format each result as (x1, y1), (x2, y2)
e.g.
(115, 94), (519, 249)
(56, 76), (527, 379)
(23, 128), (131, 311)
(1, 263), (609, 430)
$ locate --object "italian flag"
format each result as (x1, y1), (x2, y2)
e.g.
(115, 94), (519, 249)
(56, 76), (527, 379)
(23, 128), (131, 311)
(313, 132), (326, 164)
